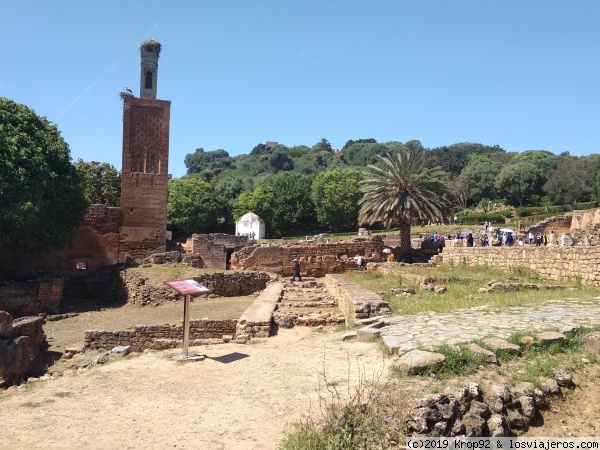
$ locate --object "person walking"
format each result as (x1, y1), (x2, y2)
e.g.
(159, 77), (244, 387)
(355, 254), (364, 271)
(291, 258), (302, 283)
(549, 230), (555, 246)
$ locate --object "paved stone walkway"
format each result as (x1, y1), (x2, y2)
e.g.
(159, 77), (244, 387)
(380, 298), (600, 354)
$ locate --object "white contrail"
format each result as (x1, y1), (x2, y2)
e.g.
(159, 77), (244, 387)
(57, 22), (160, 119)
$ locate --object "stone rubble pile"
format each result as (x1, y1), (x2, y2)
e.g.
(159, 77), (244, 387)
(479, 280), (567, 293)
(406, 376), (568, 437)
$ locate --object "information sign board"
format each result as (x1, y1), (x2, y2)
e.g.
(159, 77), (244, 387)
(165, 279), (211, 295)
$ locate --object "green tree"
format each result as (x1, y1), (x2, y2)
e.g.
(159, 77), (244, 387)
(167, 177), (225, 235)
(234, 187), (274, 222)
(311, 169), (363, 230)
(358, 148), (452, 258)
(495, 160), (549, 206)
(0, 98), (88, 251)
(183, 148), (233, 174)
(343, 142), (390, 167)
(267, 149), (294, 172)
(543, 158), (593, 205)
(426, 142), (506, 176)
(460, 154), (502, 205)
(312, 138), (333, 153)
(75, 159), (121, 206)
(234, 174), (314, 237)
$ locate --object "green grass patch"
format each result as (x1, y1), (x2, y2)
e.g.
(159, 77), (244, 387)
(391, 344), (487, 379)
(341, 264), (600, 315)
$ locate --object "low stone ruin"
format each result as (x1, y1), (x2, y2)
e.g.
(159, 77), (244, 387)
(0, 311), (48, 385)
(479, 280), (567, 293)
(119, 270), (271, 306)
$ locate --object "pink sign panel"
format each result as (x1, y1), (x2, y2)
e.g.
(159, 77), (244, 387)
(165, 279), (211, 295)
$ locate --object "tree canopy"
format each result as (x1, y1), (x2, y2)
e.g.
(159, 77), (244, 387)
(0, 98), (88, 251)
(359, 148), (452, 256)
(311, 169), (363, 231)
(177, 135), (599, 237)
(75, 159), (121, 206)
(167, 177), (225, 235)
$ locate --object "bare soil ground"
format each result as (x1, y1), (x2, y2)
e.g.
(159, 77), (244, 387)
(44, 296), (256, 350)
(2, 299), (600, 449)
(1, 324), (390, 450)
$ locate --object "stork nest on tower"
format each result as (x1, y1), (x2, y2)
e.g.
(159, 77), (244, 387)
(119, 91), (134, 100)
(140, 40), (161, 54)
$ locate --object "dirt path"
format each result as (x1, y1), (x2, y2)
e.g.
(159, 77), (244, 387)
(0, 327), (390, 450)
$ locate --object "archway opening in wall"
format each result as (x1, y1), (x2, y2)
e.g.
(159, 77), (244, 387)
(145, 71), (153, 88)
(226, 248), (235, 270)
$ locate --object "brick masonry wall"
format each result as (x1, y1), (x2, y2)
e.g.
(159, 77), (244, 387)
(230, 237), (385, 275)
(119, 270), (270, 305)
(84, 319), (237, 351)
(189, 234), (249, 269)
(0, 278), (63, 318)
(193, 241), (226, 269)
(0, 205), (120, 275)
(442, 246), (600, 286)
(119, 97), (171, 263)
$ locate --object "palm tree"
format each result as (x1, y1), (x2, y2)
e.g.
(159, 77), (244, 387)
(358, 148), (452, 259)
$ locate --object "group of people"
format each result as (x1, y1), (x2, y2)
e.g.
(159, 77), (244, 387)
(527, 230), (556, 246)
(471, 229), (557, 247)
(290, 253), (368, 283)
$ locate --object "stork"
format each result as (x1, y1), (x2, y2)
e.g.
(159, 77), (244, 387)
(125, 86), (133, 94)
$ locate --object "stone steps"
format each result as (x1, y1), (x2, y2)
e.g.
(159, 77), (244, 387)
(275, 278), (344, 328)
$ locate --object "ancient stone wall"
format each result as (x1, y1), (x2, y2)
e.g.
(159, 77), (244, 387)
(527, 214), (572, 236)
(570, 208), (600, 244)
(322, 274), (391, 324)
(230, 237), (385, 275)
(191, 233), (248, 250)
(0, 311), (48, 385)
(84, 319), (237, 351)
(188, 234), (248, 269)
(441, 246), (600, 286)
(119, 270), (270, 305)
(0, 204), (120, 276)
(0, 278), (63, 318)
(236, 282), (283, 338)
(61, 267), (123, 310)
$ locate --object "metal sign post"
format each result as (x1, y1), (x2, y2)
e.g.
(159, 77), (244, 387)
(164, 279), (211, 360)
(182, 294), (191, 356)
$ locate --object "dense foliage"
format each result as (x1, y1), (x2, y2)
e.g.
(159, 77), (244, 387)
(75, 159), (121, 206)
(167, 177), (225, 235)
(0, 98), (88, 251)
(173, 136), (600, 236)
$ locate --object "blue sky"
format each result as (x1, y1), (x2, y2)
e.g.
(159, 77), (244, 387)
(2, 1), (599, 178)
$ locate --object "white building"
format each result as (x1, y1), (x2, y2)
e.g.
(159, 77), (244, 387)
(235, 212), (265, 240)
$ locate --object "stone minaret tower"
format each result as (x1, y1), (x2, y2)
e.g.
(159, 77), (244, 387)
(119, 40), (171, 263)
(140, 40), (159, 99)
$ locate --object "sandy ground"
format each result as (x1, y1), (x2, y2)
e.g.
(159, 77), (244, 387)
(2, 298), (600, 449)
(0, 327), (391, 450)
